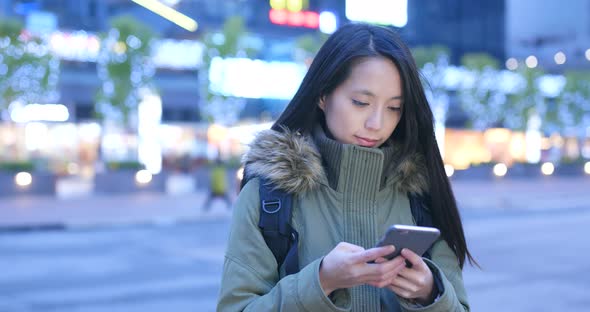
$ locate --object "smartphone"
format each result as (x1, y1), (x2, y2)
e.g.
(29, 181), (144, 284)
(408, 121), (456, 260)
(375, 224), (440, 260)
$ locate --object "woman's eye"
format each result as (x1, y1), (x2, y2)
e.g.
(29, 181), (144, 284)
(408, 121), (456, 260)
(388, 106), (401, 112)
(352, 99), (369, 106)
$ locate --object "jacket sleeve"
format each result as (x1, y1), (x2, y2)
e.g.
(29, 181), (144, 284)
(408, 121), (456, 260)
(216, 178), (351, 312)
(398, 239), (470, 312)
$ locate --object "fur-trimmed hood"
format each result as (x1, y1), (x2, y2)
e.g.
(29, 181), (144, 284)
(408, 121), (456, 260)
(242, 128), (429, 195)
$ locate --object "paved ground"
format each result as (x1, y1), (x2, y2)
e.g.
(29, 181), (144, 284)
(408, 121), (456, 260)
(0, 177), (589, 311)
(2, 177), (588, 230)
(0, 191), (230, 231)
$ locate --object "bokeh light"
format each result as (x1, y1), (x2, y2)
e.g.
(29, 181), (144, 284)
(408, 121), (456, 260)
(493, 163), (508, 177)
(14, 172), (33, 187)
(541, 162), (555, 176)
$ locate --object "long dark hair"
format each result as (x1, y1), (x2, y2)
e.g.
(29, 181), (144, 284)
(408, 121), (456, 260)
(272, 23), (476, 268)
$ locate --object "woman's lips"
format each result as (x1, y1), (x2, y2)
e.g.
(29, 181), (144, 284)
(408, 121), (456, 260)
(355, 136), (379, 147)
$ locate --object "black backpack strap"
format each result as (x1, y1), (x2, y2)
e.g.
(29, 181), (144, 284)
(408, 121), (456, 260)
(258, 178), (299, 276)
(408, 192), (435, 259)
(409, 192), (445, 295)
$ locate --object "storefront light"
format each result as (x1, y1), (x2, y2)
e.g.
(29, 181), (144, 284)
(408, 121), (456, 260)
(237, 167), (244, 181)
(209, 57), (306, 100)
(67, 163), (80, 175)
(319, 11), (337, 34)
(444, 164), (454, 177)
(10, 103), (69, 123)
(208, 124), (229, 145)
(1, 130), (17, 145)
(346, 0), (407, 27)
(584, 162), (590, 175)
(79, 122), (101, 141)
(15, 172), (33, 187)
(25, 122), (49, 151)
(493, 163), (508, 177)
(135, 169), (153, 185)
(541, 162), (554, 176)
(138, 91), (163, 174)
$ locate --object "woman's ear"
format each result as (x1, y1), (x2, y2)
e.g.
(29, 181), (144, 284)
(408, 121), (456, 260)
(318, 95), (326, 111)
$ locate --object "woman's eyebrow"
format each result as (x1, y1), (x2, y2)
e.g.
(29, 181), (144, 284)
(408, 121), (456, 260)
(352, 89), (403, 100)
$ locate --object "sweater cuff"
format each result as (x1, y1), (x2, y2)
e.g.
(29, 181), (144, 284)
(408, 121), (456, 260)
(297, 258), (351, 312)
(398, 258), (458, 311)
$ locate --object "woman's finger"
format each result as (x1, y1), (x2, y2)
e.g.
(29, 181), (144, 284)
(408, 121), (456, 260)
(353, 245), (395, 263)
(337, 242), (365, 252)
(396, 265), (421, 282)
(373, 257), (388, 264)
(365, 258), (406, 284)
(388, 284), (414, 299)
(400, 248), (429, 271)
(390, 275), (419, 294)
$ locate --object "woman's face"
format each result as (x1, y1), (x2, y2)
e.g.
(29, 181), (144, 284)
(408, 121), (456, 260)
(319, 56), (403, 148)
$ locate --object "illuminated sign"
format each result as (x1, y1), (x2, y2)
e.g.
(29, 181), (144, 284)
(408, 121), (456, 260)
(48, 31), (203, 69)
(10, 103), (70, 123)
(269, 0), (319, 29)
(345, 0), (408, 27)
(208, 57), (306, 100)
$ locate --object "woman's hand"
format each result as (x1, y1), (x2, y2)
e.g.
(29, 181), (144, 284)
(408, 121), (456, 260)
(386, 248), (436, 305)
(319, 242), (407, 296)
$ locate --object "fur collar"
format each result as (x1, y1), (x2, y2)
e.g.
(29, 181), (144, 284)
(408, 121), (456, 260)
(242, 128), (429, 195)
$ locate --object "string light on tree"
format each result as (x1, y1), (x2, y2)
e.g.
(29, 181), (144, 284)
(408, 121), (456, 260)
(505, 57), (518, 70)
(525, 55), (538, 68)
(0, 21), (60, 118)
(554, 51), (566, 65)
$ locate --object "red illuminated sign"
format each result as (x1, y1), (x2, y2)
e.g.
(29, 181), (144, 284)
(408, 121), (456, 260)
(269, 0), (319, 29)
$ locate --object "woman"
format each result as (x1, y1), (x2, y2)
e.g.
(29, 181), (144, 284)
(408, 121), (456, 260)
(217, 23), (475, 311)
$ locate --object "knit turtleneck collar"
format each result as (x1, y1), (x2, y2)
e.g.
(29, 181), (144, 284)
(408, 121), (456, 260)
(311, 124), (401, 191)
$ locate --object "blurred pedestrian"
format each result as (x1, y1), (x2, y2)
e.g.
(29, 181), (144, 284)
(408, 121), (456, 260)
(218, 23), (476, 311)
(203, 158), (232, 211)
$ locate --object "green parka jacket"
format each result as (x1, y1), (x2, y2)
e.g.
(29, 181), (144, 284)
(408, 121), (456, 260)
(217, 127), (469, 312)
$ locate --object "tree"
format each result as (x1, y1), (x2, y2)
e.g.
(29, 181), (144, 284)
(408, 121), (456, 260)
(505, 65), (545, 131)
(96, 15), (157, 130)
(95, 16), (159, 169)
(0, 18), (59, 120)
(293, 32), (328, 67)
(411, 45), (449, 69)
(411, 45), (450, 155)
(458, 53), (508, 130)
(411, 45), (451, 108)
(551, 71), (590, 136)
(200, 16), (260, 125)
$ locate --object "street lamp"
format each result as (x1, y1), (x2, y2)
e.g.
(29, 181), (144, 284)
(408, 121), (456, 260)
(541, 162), (554, 176)
(14, 172), (32, 188)
(135, 169), (153, 185)
(493, 163), (508, 177)
(444, 164), (454, 177)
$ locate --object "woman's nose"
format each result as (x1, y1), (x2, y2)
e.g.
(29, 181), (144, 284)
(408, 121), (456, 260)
(365, 109), (383, 131)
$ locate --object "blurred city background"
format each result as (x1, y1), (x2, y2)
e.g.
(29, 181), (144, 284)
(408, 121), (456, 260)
(0, 0), (589, 311)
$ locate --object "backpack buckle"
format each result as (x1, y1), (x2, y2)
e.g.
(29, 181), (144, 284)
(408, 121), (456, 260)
(262, 199), (281, 214)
